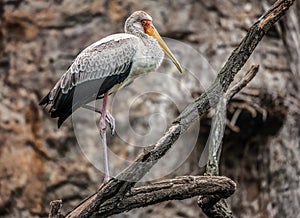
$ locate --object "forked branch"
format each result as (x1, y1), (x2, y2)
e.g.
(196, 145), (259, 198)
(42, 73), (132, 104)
(199, 65), (259, 217)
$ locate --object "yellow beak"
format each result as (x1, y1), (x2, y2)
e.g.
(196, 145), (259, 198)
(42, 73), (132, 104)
(145, 22), (183, 73)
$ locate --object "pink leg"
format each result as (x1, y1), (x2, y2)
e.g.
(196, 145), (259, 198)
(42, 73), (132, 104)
(100, 92), (110, 183)
(82, 104), (115, 135)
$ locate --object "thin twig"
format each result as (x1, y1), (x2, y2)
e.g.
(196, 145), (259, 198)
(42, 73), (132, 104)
(225, 65), (260, 100)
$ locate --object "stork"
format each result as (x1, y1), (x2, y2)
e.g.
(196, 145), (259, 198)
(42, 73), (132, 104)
(39, 11), (183, 183)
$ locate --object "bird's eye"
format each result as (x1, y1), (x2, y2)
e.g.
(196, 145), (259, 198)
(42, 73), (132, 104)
(141, 19), (151, 28)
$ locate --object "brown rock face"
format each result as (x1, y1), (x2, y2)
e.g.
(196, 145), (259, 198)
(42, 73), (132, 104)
(0, 1), (299, 217)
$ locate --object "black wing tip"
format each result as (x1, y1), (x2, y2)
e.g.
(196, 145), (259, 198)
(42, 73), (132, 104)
(57, 107), (73, 128)
(39, 91), (69, 128)
(47, 110), (69, 128)
(57, 119), (63, 128)
(39, 92), (50, 106)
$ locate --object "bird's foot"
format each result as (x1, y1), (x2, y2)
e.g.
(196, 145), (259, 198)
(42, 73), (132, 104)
(82, 105), (115, 135)
(105, 111), (115, 135)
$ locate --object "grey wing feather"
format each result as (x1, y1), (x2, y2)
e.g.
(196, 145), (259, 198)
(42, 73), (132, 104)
(48, 34), (139, 102)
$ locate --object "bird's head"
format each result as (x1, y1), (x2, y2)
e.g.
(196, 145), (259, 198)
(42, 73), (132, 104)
(125, 11), (183, 73)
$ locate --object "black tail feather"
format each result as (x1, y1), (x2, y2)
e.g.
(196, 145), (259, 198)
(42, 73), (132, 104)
(39, 92), (50, 106)
(57, 107), (73, 128)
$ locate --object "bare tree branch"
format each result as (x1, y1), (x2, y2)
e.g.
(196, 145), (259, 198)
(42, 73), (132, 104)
(206, 65), (260, 176)
(50, 1), (295, 217)
(96, 176), (235, 217)
(225, 65), (260, 100)
(199, 65), (259, 217)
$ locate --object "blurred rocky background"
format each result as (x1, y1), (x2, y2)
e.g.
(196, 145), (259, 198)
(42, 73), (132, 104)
(0, 0), (299, 217)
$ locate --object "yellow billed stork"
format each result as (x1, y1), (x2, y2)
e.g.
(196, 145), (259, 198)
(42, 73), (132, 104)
(39, 11), (183, 182)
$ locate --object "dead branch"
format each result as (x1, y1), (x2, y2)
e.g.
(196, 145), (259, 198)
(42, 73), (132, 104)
(225, 65), (260, 101)
(96, 176), (235, 217)
(49, 0), (295, 217)
(198, 65), (259, 217)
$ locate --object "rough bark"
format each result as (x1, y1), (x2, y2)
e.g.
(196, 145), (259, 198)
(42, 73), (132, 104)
(198, 65), (259, 218)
